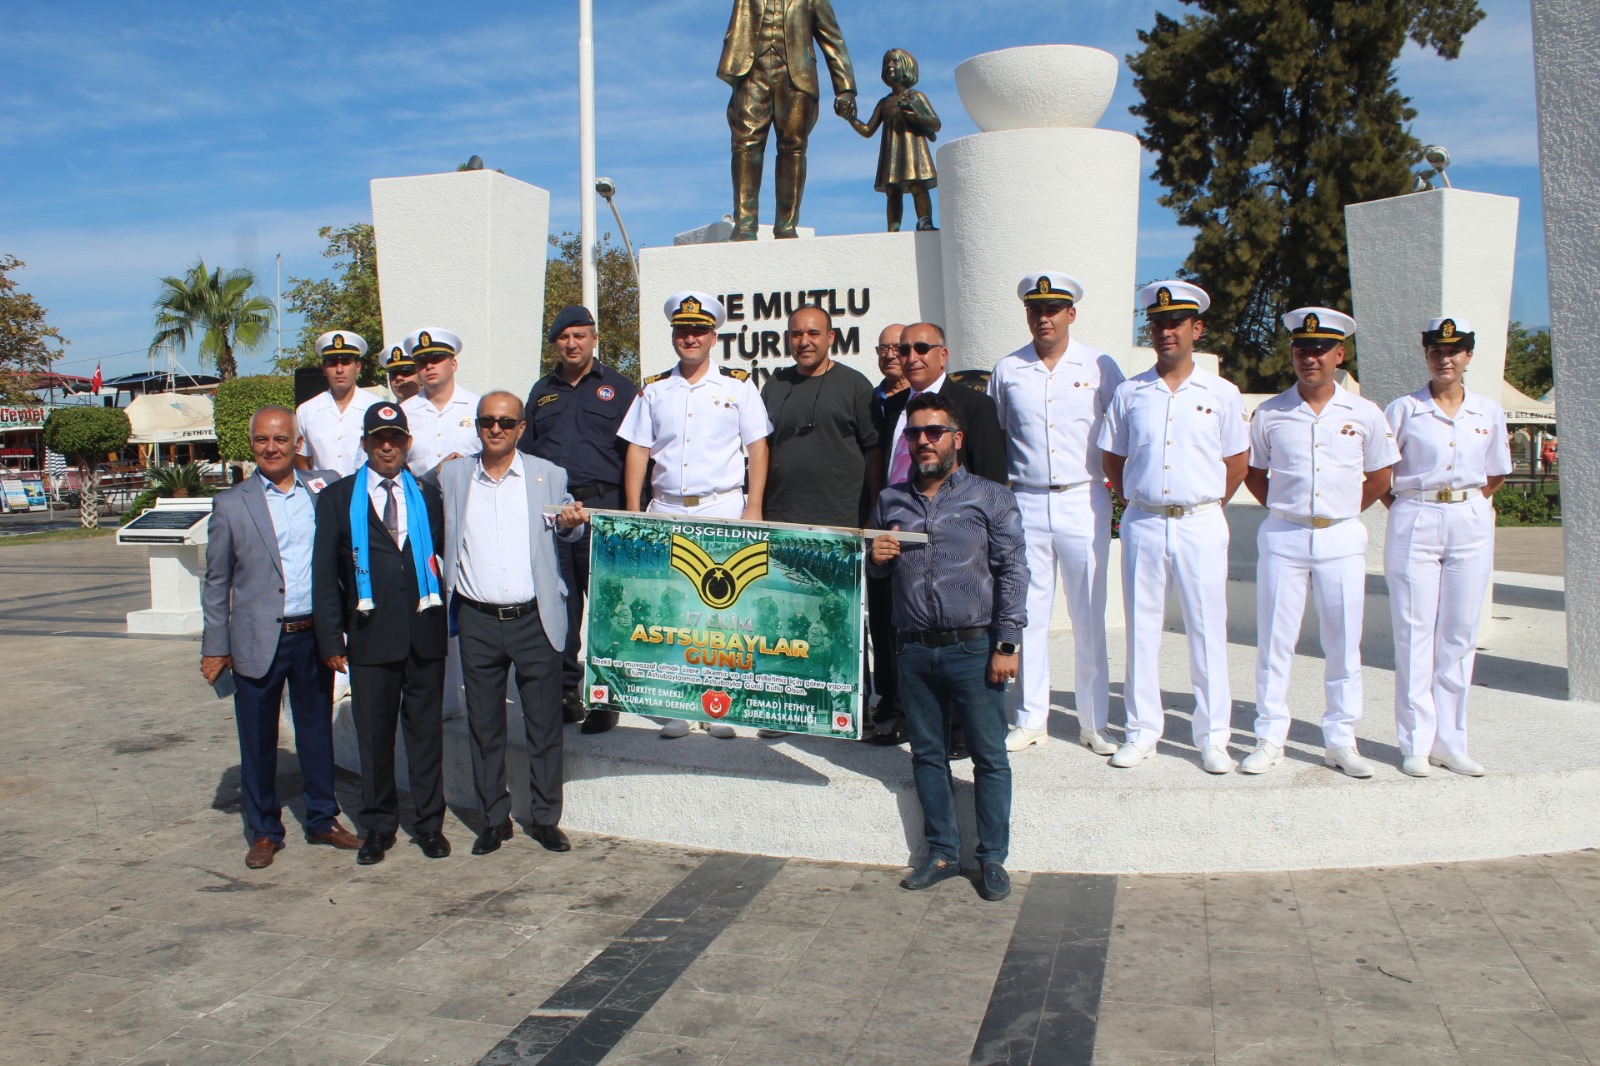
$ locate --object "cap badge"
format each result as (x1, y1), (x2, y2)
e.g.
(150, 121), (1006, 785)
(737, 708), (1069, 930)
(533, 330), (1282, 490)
(680, 296), (702, 317)
(1037, 277), (1053, 295)
(378, 406), (396, 419)
(1157, 287), (1172, 307)
(1442, 319), (1456, 339)
(331, 334), (347, 350)
(1305, 313), (1320, 333)
(391, 346), (403, 359)
(418, 331), (432, 347)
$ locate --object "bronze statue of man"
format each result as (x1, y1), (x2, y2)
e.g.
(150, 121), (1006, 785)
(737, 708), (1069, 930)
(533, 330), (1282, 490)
(718, 0), (857, 241)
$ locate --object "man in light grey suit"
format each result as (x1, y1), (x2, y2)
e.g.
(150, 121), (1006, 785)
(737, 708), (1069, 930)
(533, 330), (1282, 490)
(434, 391), (589, 855)
(202, 406), (361, 869)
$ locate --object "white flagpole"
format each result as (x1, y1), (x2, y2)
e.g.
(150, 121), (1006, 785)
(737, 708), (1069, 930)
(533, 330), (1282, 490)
(579, 0), (599, 321)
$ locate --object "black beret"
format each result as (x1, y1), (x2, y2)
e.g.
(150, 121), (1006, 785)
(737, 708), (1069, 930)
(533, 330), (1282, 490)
(548, 305), (596, 344)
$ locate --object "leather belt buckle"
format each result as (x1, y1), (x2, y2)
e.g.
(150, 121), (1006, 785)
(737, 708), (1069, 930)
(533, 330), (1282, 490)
(681, 494), (702, 507)
(496, 605), (520, 621)
(1311, 516), (1333, 529)
(1163, 505), (1186, 518)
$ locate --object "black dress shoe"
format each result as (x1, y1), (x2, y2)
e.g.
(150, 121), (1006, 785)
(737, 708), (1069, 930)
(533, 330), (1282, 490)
(356, 831), (396, 866)
(868, 715), (909, 746)
(978, 861), (1011, 901)
(416, 830), (451, 859)
(562, 688), (587, 725)
(528, 823), (571, 852)
(472, 820), (514, 855)
(901, 856), (960, 891)
(580, 706), (619, 734)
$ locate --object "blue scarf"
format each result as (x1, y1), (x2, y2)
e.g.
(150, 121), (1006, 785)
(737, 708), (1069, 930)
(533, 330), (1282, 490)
(349, 463), (442, 616)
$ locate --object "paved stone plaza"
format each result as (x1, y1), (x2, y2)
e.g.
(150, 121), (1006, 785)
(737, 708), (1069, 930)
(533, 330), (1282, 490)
(2, 533), (1598, 1065)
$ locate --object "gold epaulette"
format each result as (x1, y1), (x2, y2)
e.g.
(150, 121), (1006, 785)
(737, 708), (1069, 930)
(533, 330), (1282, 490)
(719, 366), (750, 381)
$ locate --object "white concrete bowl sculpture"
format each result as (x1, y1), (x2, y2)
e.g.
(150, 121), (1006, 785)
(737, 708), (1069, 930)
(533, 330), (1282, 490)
(954, 45), (1118, 131)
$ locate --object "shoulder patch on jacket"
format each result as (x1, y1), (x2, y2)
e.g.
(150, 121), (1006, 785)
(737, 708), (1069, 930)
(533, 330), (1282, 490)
(719, 366), (750, 381)
(645, 369), (673, 384)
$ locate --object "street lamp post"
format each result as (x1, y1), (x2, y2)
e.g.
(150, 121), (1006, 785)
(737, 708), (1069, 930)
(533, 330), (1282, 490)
(579, 0), (598, 321)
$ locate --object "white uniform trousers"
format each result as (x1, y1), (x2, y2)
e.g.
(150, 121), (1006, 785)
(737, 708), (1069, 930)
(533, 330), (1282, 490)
(1385, 495), (1494, 758)
(1253, 517), (1367, 748)
(1014, 484), (1111, 732)
(1120, 506), (1232, 749)
(647, 492), (745, 519)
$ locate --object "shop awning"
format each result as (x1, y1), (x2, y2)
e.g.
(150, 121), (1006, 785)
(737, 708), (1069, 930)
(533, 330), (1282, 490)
(125, 394), (216, 444)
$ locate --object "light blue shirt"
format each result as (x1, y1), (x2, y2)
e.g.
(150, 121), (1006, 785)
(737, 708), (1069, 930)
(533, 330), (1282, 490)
(260, 474), (315, 617)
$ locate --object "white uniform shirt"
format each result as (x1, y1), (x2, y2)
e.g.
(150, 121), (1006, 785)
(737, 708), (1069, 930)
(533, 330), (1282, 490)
(295, 387), (381, 478)
(366, 470), (409, 549)
(989, 338), (1125, 487)
(1385, 387), (1512, 492)
(454, 452), (537, 606)
(403, 386), (481, 477)
(1098, 365), (1249, 506)
(618, 365), (772, 496)
(1249, 385), (1398, 520)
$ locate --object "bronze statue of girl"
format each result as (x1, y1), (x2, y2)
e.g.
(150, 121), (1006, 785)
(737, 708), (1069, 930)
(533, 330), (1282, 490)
(849, 48), (941, 232)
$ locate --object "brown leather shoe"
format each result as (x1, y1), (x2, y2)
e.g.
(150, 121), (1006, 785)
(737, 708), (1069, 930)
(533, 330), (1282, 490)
(246, 837), (285, 869)
(305, 821), (361, 850)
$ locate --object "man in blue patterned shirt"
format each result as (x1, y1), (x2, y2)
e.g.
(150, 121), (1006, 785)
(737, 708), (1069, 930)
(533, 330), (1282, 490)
(868, 392), (1029, 901)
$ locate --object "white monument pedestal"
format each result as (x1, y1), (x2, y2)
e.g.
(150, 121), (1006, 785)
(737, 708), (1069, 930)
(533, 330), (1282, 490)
(126, 545), (206, 635)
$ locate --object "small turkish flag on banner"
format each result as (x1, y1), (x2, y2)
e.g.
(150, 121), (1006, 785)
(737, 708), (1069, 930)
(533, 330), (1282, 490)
(91, 364), (102, 393)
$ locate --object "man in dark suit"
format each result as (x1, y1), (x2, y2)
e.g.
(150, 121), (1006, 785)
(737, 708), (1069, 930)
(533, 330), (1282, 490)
(202, 406), (361, 869)
(719, 0), (857, 240)
(313, 402), (450, 865)
(877, 322), (1007, 487)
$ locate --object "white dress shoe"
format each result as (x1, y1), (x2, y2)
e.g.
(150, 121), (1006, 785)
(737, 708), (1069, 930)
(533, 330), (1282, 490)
(1324, 746), (1374, 778)
(703, 722), (736, 739)
(1079, 730), (1118, 756)
(1109, 742), (1154, 768)
(659, 719), (691, 739)
(1401, 756), (1433, 777)
(1429, 752), (1485, 776)
(1006, 727), (1048, 752)
(1239, 743), (1283, 775)
(1200, 746), (1236, 774)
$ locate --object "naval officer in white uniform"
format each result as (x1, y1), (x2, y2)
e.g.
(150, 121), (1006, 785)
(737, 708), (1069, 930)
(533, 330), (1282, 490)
(296, 331), (380, 477)
(1098, 281), (1249, 773)
(401, 328), (480, 477)
(988, 272), (1123, 756)
(1383, 316), (1510, 777)
(619, 291), (773, 740)
(1241, 308), (1397, 777)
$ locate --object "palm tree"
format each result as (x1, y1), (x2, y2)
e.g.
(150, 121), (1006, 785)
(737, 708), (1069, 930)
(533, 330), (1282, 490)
(150, 261), (272, 380)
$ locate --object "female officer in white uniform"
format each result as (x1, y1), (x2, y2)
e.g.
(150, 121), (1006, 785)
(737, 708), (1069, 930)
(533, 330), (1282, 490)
(1383, 316), (1511, 777)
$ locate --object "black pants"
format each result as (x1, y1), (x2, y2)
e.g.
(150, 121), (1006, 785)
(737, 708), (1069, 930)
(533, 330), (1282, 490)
(232, 629), (338, 842)
(867, 572), (899, 718)
(459, 605), (564, 827)
(349, 651), (446, 836)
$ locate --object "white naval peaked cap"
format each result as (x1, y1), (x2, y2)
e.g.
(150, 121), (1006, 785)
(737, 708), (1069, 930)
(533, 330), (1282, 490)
(402, 327), (464, 359)
(663, 291), (726, 329)
(1017, 272), (1084, 305)
(1283, 306), (1355, 341)
(1140, 280), (1210, 316)
(315, 330), (368, 359)
(1423, 316), (1474, 345)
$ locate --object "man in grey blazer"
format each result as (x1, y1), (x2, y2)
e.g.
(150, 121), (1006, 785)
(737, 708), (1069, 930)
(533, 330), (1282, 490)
(434, 391), (588, 855)
(202, 406), (361, 869)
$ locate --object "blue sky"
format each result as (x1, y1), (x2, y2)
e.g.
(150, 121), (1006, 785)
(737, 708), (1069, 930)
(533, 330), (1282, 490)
(2, 0), (1544, 382)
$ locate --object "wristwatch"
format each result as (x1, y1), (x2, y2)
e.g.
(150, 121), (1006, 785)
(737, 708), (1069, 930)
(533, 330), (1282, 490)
(994, 641), (1019, 656)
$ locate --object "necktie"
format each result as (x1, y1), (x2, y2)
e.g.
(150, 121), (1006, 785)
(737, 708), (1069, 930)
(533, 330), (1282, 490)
(380, 478), (400, 546)
(889, 391), (920, 485)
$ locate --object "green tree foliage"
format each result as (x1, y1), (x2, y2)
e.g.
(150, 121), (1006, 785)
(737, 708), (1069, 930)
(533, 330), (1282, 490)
(1128, 0), (1484, 392)
(544, 232), (640, 384)
(280, 224), (385, 384)
(1505, 321), (1553, 400)
(213, 374), (295, 462)
(0, 255), (68, 402)
(151, 261), (273, 380)
(42, 406), (132, 528)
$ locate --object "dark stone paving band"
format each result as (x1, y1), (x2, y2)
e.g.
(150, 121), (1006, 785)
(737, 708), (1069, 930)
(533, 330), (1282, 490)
(970, 873), (1118, 1065)
(480, 852), (787, 1065)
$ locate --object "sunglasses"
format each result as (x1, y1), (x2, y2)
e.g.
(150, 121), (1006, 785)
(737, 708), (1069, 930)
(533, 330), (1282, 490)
(901, 424), (956, 442)
(896, 341), (943, 357)
(475, 416), (522, 430)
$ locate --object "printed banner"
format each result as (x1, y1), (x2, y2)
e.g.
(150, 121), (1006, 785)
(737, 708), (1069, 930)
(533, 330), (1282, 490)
(584, 512), (864, 739)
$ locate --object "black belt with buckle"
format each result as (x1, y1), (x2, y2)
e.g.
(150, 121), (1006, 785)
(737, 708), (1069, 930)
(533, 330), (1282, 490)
(281, 614), (314, 634)
(900, 626), (988, 647)
(459, 596), (538, 621)
(568, 481), (617, 502)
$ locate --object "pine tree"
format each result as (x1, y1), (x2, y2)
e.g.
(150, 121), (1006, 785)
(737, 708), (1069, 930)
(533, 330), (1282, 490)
(1128, 0), (1483, 391)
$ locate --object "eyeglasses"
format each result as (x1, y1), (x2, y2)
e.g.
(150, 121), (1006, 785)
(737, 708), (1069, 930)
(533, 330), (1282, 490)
(875, 345), (899, 356)
(901, 424), (955, 442)
(475, 416), (522, 430)
(896, 342), (943, 357)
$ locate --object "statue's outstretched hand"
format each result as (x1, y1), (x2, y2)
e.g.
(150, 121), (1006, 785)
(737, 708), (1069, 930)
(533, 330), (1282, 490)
(834, 92), (857, 119)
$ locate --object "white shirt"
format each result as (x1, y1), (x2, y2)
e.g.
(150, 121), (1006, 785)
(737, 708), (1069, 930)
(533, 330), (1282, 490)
(1098, 365), (1249, 506)
(454, 452), (537, 606)
(295, 387), (381, 478)
(618, 365), (771, 496)
(366, 470), (408, 549)
(1385, 387), (1512, 493)
(989, 338), (1124, 487)
(404, 386), (481, 477)
(1250, 384), (1398, 520)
